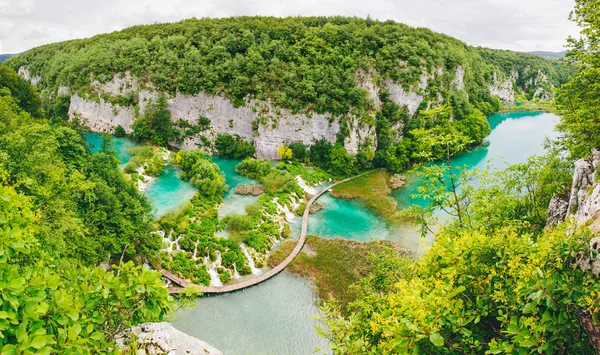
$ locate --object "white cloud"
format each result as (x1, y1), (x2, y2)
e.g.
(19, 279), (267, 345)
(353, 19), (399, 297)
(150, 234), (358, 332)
(0, 0), (581, 53)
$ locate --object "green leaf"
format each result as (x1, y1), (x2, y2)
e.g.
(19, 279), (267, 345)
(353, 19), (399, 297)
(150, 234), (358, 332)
(1, 344), (16, 355)
(429, 333), (444, 347)
(29, 336), (46, 349)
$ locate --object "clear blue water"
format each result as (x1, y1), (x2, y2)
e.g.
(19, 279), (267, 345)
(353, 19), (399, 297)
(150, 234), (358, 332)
(170, 272), (331, 355)
(292, 112), (559, 250)
(145, 166), (198, 217)
(84, 133), (197, 218)
(84, 132), (137, 165)
(212, 157), (260, 217)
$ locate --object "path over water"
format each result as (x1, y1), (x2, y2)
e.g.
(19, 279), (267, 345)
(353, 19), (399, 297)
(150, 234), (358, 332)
(166, 172), (371, 294)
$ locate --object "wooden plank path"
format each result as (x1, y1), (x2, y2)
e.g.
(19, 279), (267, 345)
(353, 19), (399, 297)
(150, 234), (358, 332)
(166, 172), (370, 295)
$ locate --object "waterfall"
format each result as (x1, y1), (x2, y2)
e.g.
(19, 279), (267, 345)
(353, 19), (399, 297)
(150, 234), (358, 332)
(241, 244), (262, 276)
(208, 267), (223, 287)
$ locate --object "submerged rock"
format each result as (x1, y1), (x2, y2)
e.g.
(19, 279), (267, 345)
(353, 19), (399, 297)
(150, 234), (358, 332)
(389, 174), (408, 189)
(234, 184), (264, 196)
(310, 202), (324, 213)
(115, 322), (222, 355)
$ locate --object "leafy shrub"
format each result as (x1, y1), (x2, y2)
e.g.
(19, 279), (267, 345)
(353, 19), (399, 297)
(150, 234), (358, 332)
(235, 158), (272, 180)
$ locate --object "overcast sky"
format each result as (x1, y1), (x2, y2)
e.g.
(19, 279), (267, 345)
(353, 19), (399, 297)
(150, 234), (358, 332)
(0, 0), (580, 54)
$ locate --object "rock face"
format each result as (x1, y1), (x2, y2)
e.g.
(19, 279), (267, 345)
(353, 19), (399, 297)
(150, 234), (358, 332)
(546, 192), (570, 227)
(115, 322), (222, 355)
(489, 72), (515, 102)
(20, 65), (525, 160)
(548, 149), (600, 229)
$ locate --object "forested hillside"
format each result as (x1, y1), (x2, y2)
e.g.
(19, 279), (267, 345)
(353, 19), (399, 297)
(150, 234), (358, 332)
(0, 65), (160, 266)
(5, 17), (573, 164)
(0, 56), (178, 353)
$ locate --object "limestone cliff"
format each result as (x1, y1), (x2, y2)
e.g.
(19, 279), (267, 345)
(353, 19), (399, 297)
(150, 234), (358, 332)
(50, 67), (467, 159)
(547, 149), (600, 231)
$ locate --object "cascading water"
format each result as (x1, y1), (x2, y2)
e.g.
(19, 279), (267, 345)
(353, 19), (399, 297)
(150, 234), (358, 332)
(241, 244), (262, 276)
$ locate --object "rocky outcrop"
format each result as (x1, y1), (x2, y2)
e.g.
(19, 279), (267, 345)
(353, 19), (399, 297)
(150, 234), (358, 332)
(17, 67), (41, 85)
(547, 192), (570, 227)
(389, 174), (408, 189)
(234, 184), (264, 196)
(451, 66), (466, 91)
(115, 322), (222, 355)
(489, 72), (515, 102)
(548, 149), (600, 229)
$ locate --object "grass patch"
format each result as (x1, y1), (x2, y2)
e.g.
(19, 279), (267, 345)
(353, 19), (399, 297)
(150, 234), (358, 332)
(268, 236), (407, 311)
(331, 170), (398, 217)
(499, 98), (556, 113)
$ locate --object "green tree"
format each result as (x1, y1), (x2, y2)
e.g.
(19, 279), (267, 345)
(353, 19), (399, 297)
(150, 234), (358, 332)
(132, 93), (173, 146)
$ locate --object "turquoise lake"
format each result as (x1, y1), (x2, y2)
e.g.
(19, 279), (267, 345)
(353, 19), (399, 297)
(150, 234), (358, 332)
(86, 111), (559, 355)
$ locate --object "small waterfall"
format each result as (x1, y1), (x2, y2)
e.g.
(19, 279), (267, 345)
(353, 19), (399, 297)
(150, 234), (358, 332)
(233, 264), (241, 279)
(296, 176), (318, 195)
(208, 267), (223, 287)
(241, 244), (262, 276)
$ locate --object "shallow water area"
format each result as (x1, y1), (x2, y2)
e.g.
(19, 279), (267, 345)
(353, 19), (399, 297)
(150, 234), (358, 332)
(144, 166), (197, 218)
(212, 157), (261, 218)
(170, 272), (331, 355)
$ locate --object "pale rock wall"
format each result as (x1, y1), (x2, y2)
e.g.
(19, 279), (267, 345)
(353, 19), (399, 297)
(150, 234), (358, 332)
(548, 149), (600, 230)
(115, 322), (222, 355)
(385, 79), (423, 115)
(451, 65), (466, 91)
(21, 65), (524, 160)
(69, 94), (136, 132)
(489, 72), (515, 102)
(17, 67), (41, 85)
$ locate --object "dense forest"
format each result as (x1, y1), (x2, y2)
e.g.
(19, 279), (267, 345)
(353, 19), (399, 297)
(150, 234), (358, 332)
(5, 17), (574, 176)
(0, 60), (180, 352)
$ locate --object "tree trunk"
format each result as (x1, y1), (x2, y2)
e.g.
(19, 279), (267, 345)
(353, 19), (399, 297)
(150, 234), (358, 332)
(574, 306), (600, 353)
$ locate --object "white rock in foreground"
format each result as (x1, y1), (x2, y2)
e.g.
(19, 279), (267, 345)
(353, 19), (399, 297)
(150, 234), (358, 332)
(116, 322), (222, 355)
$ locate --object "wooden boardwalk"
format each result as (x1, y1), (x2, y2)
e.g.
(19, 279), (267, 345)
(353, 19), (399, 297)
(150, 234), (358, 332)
(166, 173), (368, 295)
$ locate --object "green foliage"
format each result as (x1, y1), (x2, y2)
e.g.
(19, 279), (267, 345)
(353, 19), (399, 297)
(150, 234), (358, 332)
(308, 138), (333, 168)
(288, 141), (308, 161)
(322, 223), (596, 354)
(328, 143), (359, 178)
(114, 125), (127, 137)
(124, 146), (166, 177)
(262, 170), (301, 194)
(173, 149), (227, 199)
(278, 162), (331, 185)
(214, 134), (255, 159)
(324, 149), (579, 354)
(0, 92), (159, 265)
(0, 65), (43, 118)
(235, 158), (272, 180)
(131, 93), (173, 146)
(478, 48), (574, 98)
(0, 185), (174, 354)
(45, 95), (71, 125)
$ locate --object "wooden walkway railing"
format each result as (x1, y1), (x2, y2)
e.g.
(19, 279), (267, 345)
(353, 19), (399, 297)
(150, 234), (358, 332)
(166, 172), (370, 295)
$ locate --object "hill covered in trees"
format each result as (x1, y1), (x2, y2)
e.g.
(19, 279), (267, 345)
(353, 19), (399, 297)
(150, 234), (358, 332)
(5, 17), (573, 167)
